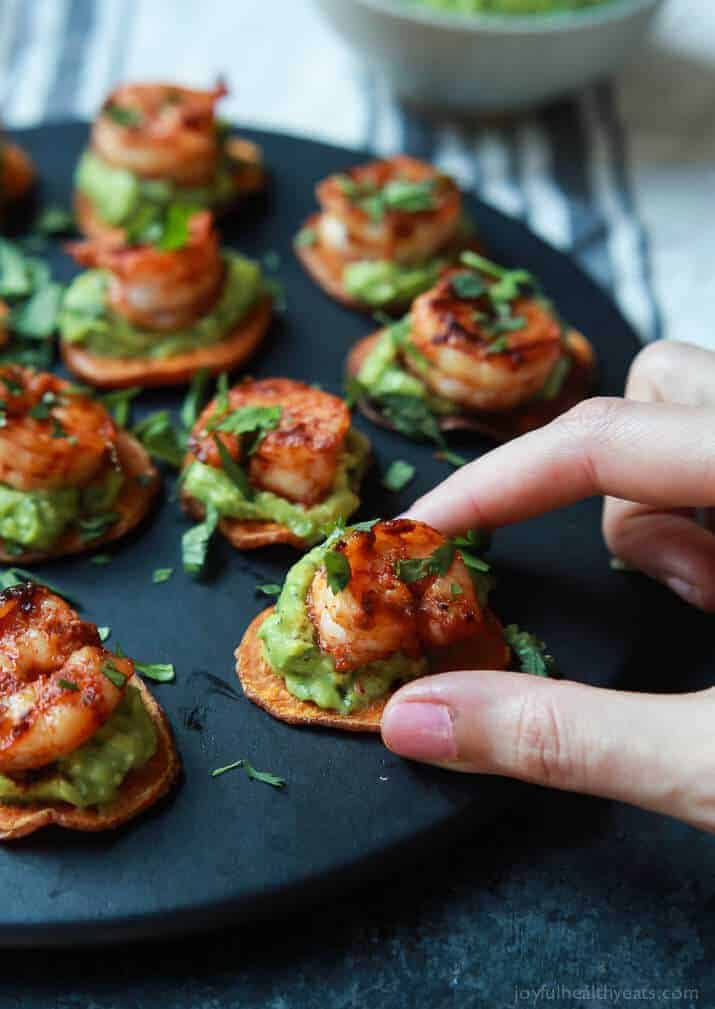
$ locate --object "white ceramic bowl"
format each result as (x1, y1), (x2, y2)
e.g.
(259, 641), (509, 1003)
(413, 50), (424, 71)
(315, 0), (663, 113)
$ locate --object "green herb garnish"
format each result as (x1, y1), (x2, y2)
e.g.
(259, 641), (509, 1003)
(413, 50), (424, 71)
(97, 626), (111, 642)
(211, 759), (285, 788)
(101, 660), (127, 689)
(257, 583), (282, 597)
(134, 661), (175, 683)
(379, 394), (445, 448)
(90, 554), (112, 567)
(77, 512), (119, 542)
(504, 625), (557, 678)
(539, 356), (572, 401)
(182, 501), (220, 578)
(35, 205), (75, 236)
(324, 549), (351, 594)
(437, 449), (468, 468)
(104, 104), (143, 128)
(213, 434), (254, 500)
(180, 368), (211, 433)
(152, 568), (173, 584)
(295, 227), (317, 248)
(133, 410), (185, 468)
(451, 271), (486, 300)
(57, 678), (79, 692)
(382, 459), (416, 492)
(396, 541), (455, 583)
(102, 386), (142, 428)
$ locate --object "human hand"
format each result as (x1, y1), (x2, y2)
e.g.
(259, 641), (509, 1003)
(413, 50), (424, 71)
(382, 341), (715, 832)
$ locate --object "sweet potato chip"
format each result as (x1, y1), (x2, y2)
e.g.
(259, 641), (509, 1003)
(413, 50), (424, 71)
(0, 430), (160, 564)
(0, 675), (180, 840)
(236, 606), (511, 734)
(347, 326), (597, 443)
(62, 296), (272, 389)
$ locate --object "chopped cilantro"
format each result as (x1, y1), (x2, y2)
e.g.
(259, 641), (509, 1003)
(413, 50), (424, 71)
(211, 759), (285, 788)
(97, 626), (111, 642)
(101, 660), (127, 689)
(152, 568), (173, 584)
(213, 434), (254, 500)
(180, 368), (211, 433)
(324, 549), (351, 594)
(58, 678), (79, 692)
(182, 501), (219, 578)
(104, 104), (142, 128)
(257, 583), (282, 597)
(133, 410), (185, 468)
(102, 387), (142, 428)
(35, 205), (75, 236)
(134, 661), (175, 683)
(77, 512), (119, 543)
(382, 459), (416, 492)
(396, 541), (455, 583)
(504, 625), (558, 678)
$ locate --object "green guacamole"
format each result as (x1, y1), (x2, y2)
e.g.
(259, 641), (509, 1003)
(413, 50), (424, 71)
(0, 467), (124, 553)
(343, 258), (444, 309)
(260, 535), (428, 714)
(0, 686), (157, 809)
(76, 148), (238, 231)
(60, 251), (262, 360)
(183, 429), (370, 546)
(404, 0), (611, 15)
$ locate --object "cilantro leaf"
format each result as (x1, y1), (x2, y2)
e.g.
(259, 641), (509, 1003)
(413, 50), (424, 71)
(35, 205), (75, 236)
(152, 568), (173, 584)
(257, 583), (282, 597)
(101, 660), (127, 689)
(104, 104), (142, 127)
(133, 410), (185, 468)
(451, 271), (486, 300)
(396, 541), (455, 583)
(213, 434), (254, 500)
(11, 282), (64, 339)
(504, 625), (558, 678)
(180, 368), (211, 433)
(324, 549), (351, 594)
(134, 661), (175, 683)
(58, 678), (79, 692)
(382, 459), (416, 492)
(97, 626), (111, 641)
(77, 512), (120, 543)
(101, 386), (142, 428)
(539, 356), (572, 401)
(211, 759), (285, 788)
(182, 502), (220, 578)
(378, 394), (445, 447)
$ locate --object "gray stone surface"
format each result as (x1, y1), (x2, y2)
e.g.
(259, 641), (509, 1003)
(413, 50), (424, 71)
(4, 786), (712, 1008)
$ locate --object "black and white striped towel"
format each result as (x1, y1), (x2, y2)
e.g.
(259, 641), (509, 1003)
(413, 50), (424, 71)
(3, 0), (706, 350)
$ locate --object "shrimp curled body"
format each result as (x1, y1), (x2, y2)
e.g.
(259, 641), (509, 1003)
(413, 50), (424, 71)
(308, 519), (483, 673)
(316, 155), (462, 266)
(0, 585), (132, 773)
(92, 81), (227, 187)
(189, 378), (351, 507)
(409, 270), (563, 412)
(0, 366), (119, 493)
(67, 211), (224, 333)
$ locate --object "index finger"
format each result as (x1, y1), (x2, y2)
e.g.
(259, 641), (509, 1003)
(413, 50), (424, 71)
(406, 397), (715, 535)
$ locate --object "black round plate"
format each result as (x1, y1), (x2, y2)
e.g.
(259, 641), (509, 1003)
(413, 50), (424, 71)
(0, 123), (670, 947)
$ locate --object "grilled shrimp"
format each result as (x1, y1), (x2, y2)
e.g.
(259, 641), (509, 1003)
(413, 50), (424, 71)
(0, 584), (131, 773)
(189, 378), (351, 507)
(316, 155), (461, 265)
(409, 270), (563, 412)
(307, 519), (482, 673)
(67, 211), (224, 332)
(1, 140), (34, 202)
(0, 366), (119, 492)
(92, 81), (227, 187)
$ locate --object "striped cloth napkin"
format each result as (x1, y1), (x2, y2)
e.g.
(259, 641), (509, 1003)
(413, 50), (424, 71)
(0, 0), (708, 349)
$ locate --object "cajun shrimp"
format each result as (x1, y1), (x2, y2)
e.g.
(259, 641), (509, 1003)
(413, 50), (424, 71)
(0, 139), (34, 202)
(189, 378), (351, 508)
(92, 81), (227, 187)
(409, 269), (563, 412)
(0, 584), (132, 773)
(307, 519), (483, 673)
(316, 155), (461, 266)
(67, 211), (224, 332)
(0, 366), (119, 492)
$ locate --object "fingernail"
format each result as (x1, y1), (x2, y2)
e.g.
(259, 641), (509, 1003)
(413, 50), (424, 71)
(382, 702), (457, 762)
(666, 576), (703, 609)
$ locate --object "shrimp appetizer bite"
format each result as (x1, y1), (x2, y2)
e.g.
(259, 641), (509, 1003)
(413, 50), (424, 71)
(295, 155), (477, 313)
(75, 80), (264, 240)
(0, 132), (35, 215)
(0, 365), (158, 562)
(236, 518), (549, 732)
(59, 210), (271, 388)
(181, 378), (370, 552)
(0, 583), (178, 839)
(347, 252), (596, 444)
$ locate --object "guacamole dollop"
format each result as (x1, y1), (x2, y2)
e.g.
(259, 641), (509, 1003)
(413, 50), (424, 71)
(405, 0), (610, 15)
(76, 148), (238, 231)
(357, 321), (455, 413)
(343, 258), (444, 308)
(182, 428), (370, 546)
(260, 534), (428, 714)
(0, 685), (157, 809)
(0, 467), (124, 553)
(60, 251), (262, 360)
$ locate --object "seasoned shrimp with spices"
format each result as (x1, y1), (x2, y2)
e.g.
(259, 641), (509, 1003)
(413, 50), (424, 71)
(92, 81), (227, 187)
(0, 584), (131, 773)
(0, 139), (35, 203)
(0, 366), (119, 492)
(67, 211), (224, 333)
(188, 378), (351, 507)
(409, 268), (563, 412)
(307, 519), (483, 673)
(316, 155), (461, 266)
